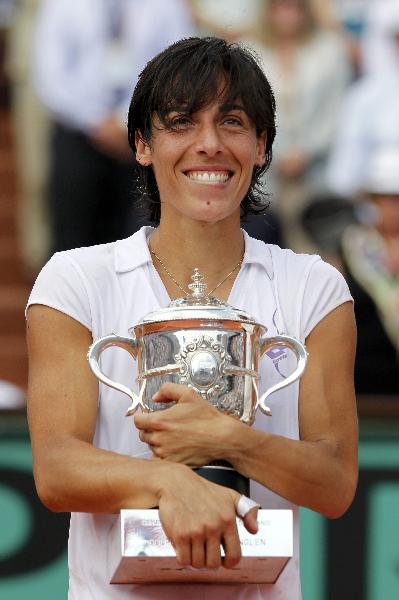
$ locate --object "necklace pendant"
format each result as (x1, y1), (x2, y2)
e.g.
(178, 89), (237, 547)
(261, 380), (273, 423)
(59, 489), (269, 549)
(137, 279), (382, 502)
(188, 268), (207, 298)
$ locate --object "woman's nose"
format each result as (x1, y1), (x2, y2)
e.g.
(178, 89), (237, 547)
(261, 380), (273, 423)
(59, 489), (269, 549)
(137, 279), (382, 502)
(194, 124), (224, 156)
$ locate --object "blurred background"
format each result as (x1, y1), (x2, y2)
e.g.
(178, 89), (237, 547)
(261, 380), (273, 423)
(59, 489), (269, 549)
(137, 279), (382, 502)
(0, 1), (398, 598)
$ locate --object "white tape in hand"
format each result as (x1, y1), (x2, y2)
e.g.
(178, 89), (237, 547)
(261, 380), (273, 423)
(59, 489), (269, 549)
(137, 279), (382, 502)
(236, 495), (260, 518)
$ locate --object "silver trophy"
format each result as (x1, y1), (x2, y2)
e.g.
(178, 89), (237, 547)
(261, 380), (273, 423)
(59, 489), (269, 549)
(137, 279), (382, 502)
(87, 269), (307, 583)
(88, 269), (307, 492)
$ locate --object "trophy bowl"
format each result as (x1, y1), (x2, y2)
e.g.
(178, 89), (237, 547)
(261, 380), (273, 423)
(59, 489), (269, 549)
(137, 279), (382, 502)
(87, 269), (308, 494)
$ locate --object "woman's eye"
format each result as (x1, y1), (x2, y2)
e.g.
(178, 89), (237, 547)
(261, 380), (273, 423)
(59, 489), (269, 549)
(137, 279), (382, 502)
(223, 117), (243, 126)
(170, 116), (192, 129)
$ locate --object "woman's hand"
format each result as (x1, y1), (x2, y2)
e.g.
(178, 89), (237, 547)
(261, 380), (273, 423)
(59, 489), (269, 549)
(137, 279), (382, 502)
(156, 461), (258, 569)
(134, 383), (241, 466)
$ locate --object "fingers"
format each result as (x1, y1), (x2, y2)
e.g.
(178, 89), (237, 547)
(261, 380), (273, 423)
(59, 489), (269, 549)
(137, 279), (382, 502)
(221, 520), (242, 569)
(191, 537), (206, 569)
(173, 534), (191, 567)
(159, 482), (242, 571)
(138, 430), (158, 447)
(138, 430), (166, 459)
(205, 534), (222, 570)
(134, 383), (199, 429)
(152, 382), (200, 404)
(134, 411), (164, 431)
(175, 525), (238, 570)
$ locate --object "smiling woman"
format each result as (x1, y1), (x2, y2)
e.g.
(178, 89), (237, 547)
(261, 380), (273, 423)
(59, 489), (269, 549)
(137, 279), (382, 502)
(26, 36), (358, 600)
(134, 100), (267, 229)
(128, 37), (276, 224)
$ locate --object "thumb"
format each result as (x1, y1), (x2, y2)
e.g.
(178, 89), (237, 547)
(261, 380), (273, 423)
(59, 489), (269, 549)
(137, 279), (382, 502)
(243, 506), (259, 534)
(235, 495), (260, 534)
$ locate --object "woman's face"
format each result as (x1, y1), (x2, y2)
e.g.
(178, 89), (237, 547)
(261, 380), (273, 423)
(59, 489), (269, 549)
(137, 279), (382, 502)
(136, 100), (266, 225)
(267, 0), (308, 38)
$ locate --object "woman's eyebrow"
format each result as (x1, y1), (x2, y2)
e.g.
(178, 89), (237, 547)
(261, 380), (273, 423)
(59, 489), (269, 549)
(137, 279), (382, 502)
(164, 105), (190, 115)
(220, 103), (246, 113)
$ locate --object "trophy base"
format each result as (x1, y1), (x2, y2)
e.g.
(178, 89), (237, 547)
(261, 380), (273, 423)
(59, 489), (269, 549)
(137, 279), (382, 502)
(108, 509), (293, 584)
(194, 463), (249, 496)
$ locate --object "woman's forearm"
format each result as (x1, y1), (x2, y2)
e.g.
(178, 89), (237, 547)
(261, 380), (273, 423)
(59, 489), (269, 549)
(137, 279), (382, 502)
(225, 423), (357, 518)
(32, 436), (179, 513)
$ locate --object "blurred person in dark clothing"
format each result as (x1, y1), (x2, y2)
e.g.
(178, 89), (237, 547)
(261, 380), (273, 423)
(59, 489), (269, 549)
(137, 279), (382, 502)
(341, 148), (399, 395)
(304, 148), (399, 395)
(242, 211), (285, 246)
(33, 0), (194, 253)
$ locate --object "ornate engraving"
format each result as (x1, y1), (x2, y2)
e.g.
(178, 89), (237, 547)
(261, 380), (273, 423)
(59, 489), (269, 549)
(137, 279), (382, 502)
(175, 335), (232, 401)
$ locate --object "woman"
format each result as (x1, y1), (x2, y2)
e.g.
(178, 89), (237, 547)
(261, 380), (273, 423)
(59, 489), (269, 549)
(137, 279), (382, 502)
(26, 38), (357, 599)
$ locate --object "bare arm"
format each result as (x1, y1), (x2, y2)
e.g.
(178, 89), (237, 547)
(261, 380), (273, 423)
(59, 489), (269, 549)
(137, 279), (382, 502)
(27, 305), (257, 568)
(27, 304), (160, 513)
(227, 302), (358, 517)
(136, 302), (358, 518)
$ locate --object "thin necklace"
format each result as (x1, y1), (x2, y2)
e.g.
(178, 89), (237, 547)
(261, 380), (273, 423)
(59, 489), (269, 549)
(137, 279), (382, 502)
(149, 247), (244, 297)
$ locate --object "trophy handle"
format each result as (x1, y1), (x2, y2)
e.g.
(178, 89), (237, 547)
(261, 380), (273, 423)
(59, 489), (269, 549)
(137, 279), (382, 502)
(87, 334), (140, 416)
(258, 335), (308, 416)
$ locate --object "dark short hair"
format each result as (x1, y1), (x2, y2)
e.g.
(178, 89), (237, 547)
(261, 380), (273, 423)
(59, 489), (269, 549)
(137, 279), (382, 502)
(127, 37), (276, 224)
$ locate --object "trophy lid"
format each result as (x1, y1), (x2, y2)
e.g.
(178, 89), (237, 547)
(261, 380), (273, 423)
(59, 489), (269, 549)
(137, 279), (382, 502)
(137, 268), (260, 326)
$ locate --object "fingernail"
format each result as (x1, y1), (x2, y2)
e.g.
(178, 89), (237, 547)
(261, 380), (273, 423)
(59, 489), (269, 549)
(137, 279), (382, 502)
(152, 392), (160, 401)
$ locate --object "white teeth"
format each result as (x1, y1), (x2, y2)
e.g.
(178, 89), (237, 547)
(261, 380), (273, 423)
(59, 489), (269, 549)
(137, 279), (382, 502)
(187, 171), (230, 183)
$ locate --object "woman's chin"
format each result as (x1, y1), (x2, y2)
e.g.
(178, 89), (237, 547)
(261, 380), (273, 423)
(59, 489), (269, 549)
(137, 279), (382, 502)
(160, 197), (241, 226)
(186, 201), (240, 224)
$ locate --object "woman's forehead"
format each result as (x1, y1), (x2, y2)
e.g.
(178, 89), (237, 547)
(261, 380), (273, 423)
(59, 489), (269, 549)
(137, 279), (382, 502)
(157, 74), (248, 110)
(163, 99), (247, 116)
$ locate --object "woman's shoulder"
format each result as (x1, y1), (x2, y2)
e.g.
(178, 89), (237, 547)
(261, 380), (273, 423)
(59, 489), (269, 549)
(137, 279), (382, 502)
(268, 244), (348, 295)
(266, 245), (352, 339)
(48, 228), (149, 282)
(54, 239), (117, 273)
(268, 244), (321, 270)
(27, 232), (147, 331)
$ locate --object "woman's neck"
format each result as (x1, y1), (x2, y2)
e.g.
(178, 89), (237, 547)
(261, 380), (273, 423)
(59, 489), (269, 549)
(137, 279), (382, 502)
(148, 216), (245, 301)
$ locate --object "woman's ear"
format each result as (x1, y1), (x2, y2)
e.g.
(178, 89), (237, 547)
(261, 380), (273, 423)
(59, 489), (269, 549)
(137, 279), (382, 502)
(255, 131), (267, 167)
(135, 131), (152, 166)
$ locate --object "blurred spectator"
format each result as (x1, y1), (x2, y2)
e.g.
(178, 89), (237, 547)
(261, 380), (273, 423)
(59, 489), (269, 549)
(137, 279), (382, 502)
(242, 211), (285, 246)
(0, 0), (14, 28)
(300, 193), (357, 267)
(340, 148), (399, 394)
(189, 0), (260, 40)
(310, 0), (368, 72)
(328, 3), (371, 35)
(361, 0), (399, 75)
(247, 0), (352, 252)
(5, 0), (52, 275)
(33, 0), (194, 253)
(326, 5), (399, 198)
(303, 149), (399, 394)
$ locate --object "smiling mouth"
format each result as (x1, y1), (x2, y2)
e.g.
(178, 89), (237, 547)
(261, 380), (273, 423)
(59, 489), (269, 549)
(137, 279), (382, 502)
(184, 170), (233, 184)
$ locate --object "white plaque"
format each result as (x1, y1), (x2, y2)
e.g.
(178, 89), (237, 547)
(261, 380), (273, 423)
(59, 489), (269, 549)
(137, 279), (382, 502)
(108, 509), (293, 584)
